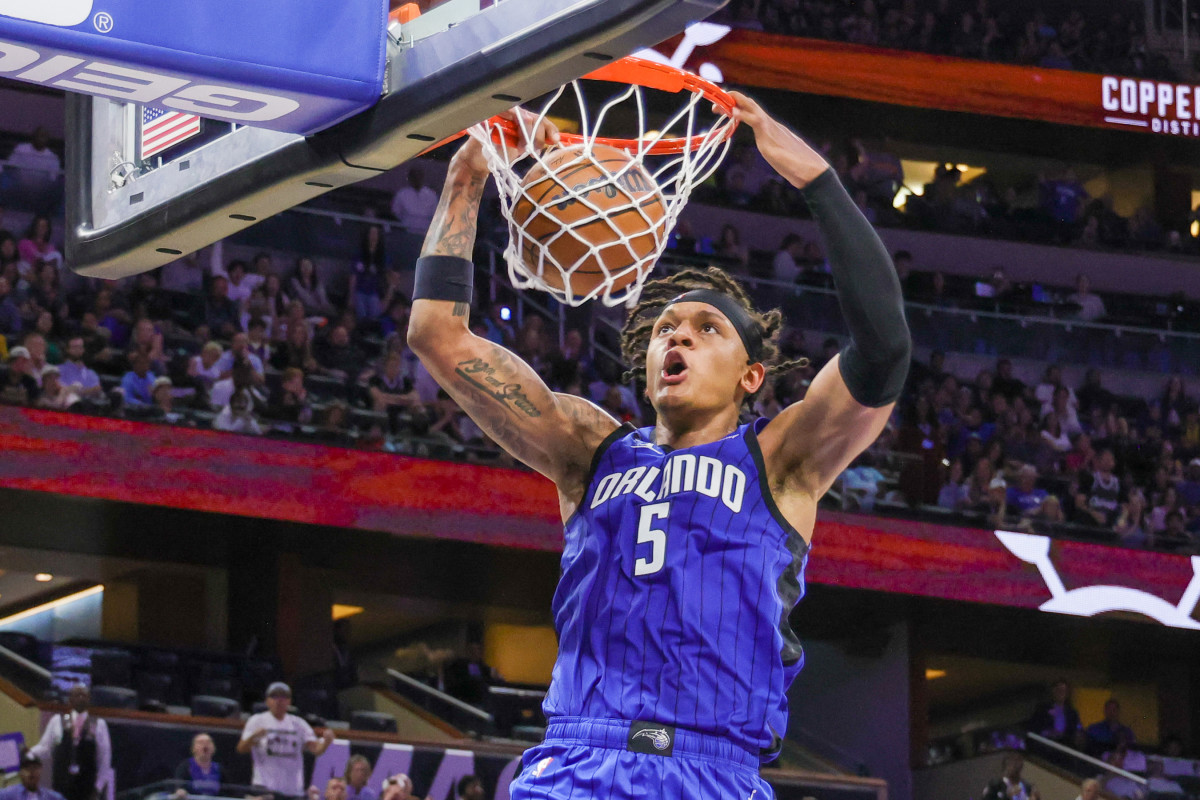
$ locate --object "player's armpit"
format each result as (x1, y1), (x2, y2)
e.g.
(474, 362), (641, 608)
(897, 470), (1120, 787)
(758, 354), (894, 502)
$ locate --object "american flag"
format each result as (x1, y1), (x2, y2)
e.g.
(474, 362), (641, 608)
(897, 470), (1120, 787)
(140, 106), (201, 159)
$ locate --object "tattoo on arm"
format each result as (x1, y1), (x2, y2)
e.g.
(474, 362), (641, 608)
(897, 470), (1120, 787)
(452, 302), (469, 318)
(425, 172), (487, 260)
(455, 357), (542, 418)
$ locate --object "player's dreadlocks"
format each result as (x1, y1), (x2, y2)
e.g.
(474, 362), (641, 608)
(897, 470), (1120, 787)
(619, 267), (808, 406)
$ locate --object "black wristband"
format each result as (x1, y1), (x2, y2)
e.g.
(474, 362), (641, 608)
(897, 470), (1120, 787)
(413, 255), (474, 305)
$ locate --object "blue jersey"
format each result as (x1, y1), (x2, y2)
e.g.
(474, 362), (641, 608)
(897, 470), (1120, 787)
(544, 419), (809, 760)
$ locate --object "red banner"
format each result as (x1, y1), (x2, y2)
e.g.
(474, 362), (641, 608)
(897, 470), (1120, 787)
(1, 407), (1197, 627)
(668, 31), (1200, 136)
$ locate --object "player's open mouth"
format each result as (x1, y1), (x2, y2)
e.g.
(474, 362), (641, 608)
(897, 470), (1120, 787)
(661, 350), (688, 384)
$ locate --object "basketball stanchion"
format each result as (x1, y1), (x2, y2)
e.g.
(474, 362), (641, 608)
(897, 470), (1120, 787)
(469, 56), (737, 308)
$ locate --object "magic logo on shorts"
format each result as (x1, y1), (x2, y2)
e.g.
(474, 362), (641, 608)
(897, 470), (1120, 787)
(0, 0), (93, 27)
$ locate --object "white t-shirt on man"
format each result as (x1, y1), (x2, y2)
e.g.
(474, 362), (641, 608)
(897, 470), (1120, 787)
(241, 711), (315, 795)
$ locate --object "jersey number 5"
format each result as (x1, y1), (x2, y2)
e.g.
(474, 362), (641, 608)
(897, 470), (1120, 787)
(635, 502), (670, 576)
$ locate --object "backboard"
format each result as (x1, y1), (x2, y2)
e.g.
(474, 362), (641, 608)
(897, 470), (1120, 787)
(51, 0), (727, 279)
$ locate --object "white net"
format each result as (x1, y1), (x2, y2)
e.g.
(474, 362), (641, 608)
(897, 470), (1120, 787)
(468, 68), (735, 307)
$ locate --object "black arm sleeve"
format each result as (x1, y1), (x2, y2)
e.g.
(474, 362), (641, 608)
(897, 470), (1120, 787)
(800, 169), (911, 407)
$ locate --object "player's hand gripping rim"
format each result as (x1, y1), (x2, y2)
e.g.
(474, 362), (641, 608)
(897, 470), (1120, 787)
(461, 107), (562, 176)
(719, 90), (830, 189)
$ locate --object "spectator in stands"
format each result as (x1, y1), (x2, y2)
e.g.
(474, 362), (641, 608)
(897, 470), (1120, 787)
(0, 750), (65, 800)
(214, 388), (263, 435)
(772, 233), (806, 284)
(391, 165), (439, 233)
(261, 273), (289, 320)
(1077, 368), (1114, 417)
(349, 225), (389, 320)
(270, 368), (314, 426)
(316, 325), (367, 382)
(22, 332), (51, 386)
(212, 351), (263, 408)
(129, 319), (167, 376)
(59, 337), (102, 404)
(1146, 757), (1185, 797)
(1044, 385), (1082, 436)
(1149, 485), (1184, 533)
(991, 359), (1026, 401)
(1040, 412), (1072, 453)
(714, 224), (749, 271)
(380, 775), (419, 800)
(8, 127), (61, 179)
(37, 367), (77, 411)
(202, 276), (240, 339)
(455, 776), (483, 800)
(1074, 778), (1100, 800)
(1084, 698), (1135, 757)
(443, 642), (500, 706)
(343, 755), (376, 800)
(1028, 678), (1082, 746)
(369, 351), (423, 434)
(1007, 464), (1047, 519)
(1068, 274), (1106, 322)
(841, 452), (887, 511)
(979, 752), (1040, 800)
(1158, 376), (1190, 434)
(313, 778), (346, 800)
(246, 319), (272, 366)
(217, 333), (266, 380)
(18, 216), (61, 268)
(1102, 745), (1142, 799)
(237, 682), (334, 797)
(273, 321), (320, 374)
(1075, 448), (1122, 527)
(937, 459), (969, 510)
(224, 260), (259, 306)
(31, 684), (111, 800)
(290, 257), (334, 317)
(1115, 490), (1151, 548)
(0, 276), (22, 340)
(173, 733), (222, 798)
(986, 475), (1008, 527)
(2, 347), (39, 406)
(1158, 510), (1194, 552)
(120, 351), (157, 408)
(188, 342), (224, 394)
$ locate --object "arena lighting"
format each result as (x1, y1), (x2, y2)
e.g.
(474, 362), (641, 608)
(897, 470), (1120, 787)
(925, 669), (947, 680)
(0, 585), (103, 627)
(34, 573), (52, 582)
(332, 604), (365, 621)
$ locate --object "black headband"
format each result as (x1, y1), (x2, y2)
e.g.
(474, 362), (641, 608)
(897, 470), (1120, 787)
(663, 289), (764, 362)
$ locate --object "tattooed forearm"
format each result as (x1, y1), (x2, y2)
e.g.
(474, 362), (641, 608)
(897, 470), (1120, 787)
(423, 169), (487, 260)
(455, 357), (543, 418)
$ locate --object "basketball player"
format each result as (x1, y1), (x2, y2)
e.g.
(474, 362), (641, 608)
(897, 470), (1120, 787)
(408, 93), (910, 799)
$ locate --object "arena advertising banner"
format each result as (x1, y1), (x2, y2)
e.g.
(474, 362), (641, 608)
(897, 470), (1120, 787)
(646, 29), (1200, 137)
(1, 407), (1197, 630)
(99, 718), (877, 800)
(0, 0), (386, 133)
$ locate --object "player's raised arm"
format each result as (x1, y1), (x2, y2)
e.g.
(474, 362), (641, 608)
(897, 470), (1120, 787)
(734, 92), (912, 501)
(407, 119), (619, 507)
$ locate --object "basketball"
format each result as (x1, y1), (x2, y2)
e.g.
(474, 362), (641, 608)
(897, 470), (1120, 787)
(510, 144), (666, 299)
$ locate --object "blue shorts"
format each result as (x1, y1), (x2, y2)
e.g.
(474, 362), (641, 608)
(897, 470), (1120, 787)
(509, 717), (773, 800)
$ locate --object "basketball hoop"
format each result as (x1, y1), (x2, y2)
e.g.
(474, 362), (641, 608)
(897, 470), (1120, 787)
(469, 56), (738, 308)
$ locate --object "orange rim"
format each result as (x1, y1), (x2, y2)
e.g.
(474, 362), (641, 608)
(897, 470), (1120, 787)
(417, 56), (738, 158)
(485, 55), (737, 156)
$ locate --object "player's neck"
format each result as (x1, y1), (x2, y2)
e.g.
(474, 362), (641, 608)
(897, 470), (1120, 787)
(654, 407), (740, 450)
